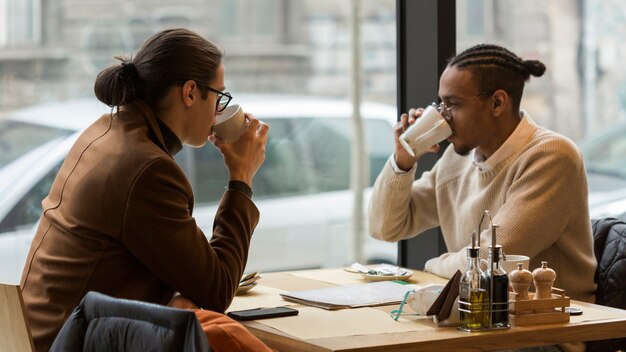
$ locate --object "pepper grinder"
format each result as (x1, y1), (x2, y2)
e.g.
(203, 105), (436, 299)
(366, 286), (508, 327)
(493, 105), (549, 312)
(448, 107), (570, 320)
(509, 263), (532, 301)
(532, 261), (556, 300)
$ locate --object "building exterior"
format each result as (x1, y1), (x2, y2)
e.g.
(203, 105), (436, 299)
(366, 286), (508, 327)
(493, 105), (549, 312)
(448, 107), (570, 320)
(1, 0), (626, 140)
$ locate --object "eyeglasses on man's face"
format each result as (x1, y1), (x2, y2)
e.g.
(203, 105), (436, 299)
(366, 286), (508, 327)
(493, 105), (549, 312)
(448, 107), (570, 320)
(206, 86), (232, 112)
(435, 102), (453, 122)
(437, 92), (494, 122)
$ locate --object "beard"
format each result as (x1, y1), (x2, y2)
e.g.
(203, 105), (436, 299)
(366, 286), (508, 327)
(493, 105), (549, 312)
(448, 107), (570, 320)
(453, 142), (472, 156)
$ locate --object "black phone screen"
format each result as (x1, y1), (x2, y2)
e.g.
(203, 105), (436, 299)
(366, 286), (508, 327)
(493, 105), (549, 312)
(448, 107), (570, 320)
(227, 307), (299, 321)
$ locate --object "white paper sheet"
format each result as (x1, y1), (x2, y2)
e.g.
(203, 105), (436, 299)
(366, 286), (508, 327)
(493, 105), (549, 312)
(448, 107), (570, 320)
(281, 281), (421, 309)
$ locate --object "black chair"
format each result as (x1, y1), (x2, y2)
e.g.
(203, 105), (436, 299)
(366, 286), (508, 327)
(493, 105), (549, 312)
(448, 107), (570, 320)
(587, 218), (626, 352)
(50, 291), (210, 352)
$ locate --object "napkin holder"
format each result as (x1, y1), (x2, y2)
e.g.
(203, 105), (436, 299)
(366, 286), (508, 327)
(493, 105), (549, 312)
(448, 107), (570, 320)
(427, 270), (462, 327)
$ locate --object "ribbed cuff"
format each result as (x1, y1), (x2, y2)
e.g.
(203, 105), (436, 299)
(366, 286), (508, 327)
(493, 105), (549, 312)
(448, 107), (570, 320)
(390, 154), (417, 174)
(383, 155), (417, 190)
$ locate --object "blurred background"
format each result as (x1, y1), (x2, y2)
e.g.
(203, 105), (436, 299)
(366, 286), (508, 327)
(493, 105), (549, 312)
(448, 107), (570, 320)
(1, 0), (626, 283)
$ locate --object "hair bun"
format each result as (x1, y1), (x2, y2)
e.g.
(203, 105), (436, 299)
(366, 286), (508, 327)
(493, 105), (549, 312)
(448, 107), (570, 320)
(523, 60), (546, 77)
(121, 61), (140, 81)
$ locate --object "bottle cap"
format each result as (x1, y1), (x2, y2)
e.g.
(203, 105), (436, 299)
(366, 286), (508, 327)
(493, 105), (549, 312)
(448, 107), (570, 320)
(466, 246), (479, 258)
(509, 263), (533, 284)
(487, 245), (503, 263)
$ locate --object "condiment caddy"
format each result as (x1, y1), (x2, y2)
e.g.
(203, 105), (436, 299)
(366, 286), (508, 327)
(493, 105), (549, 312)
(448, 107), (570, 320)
(457, 210), (572, 331)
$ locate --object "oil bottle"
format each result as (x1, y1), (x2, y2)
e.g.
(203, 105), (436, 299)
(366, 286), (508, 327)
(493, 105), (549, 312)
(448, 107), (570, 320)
(459, 232), (490, 331)
(487, 245), (509, 327)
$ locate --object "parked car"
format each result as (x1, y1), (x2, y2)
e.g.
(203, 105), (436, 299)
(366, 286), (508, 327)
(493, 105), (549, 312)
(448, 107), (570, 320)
(581, 122), (626, 221)
(0, 95), (398, 283)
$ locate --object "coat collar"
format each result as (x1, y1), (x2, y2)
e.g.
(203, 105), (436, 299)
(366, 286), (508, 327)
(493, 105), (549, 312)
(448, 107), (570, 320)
(121, 100), (182, 156)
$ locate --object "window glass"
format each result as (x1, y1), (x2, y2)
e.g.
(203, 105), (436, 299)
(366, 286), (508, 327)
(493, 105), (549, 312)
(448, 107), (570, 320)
(582, 124), (626, 178)
(186, 117), (394, 204)
(218, 1), (239, 37)
(456, 0), (626, 219)
(0, 121), (71, 168)
(255, 0), (278, 36)
(0, 162), (61, 232)
(0, 0), (40, 47)
(0, 0), (398, 278)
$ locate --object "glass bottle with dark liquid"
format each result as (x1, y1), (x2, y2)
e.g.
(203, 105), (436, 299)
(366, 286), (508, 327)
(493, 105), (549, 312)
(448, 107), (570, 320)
(459, 233), (489, 331)
(487, 245), (509, 327)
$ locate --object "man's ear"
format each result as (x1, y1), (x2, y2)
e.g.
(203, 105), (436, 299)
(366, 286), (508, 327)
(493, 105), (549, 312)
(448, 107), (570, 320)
(181, 80), (197, 108)
(492, 90), (508, 116)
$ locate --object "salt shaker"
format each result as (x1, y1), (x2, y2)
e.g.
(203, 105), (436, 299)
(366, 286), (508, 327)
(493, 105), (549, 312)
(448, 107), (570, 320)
(532, 261), (556, 300)
(509, 263), (532, 301)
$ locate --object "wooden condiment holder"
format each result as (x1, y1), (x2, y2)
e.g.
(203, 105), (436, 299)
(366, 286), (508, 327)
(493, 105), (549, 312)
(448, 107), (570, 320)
(508, 287), (570, 326)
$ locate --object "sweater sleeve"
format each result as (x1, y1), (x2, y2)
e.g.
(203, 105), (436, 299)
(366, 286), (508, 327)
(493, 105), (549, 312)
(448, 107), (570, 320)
(121, 157), (259, 312)
(425, 137), (590, 279)
(368, 155), (441, 242)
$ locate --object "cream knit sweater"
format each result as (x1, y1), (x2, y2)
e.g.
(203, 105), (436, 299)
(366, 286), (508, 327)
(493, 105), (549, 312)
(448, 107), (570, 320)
(369, 116), (596, 304)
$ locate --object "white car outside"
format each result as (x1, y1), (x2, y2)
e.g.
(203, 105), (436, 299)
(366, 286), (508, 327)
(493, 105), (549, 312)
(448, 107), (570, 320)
(0, 95), (398, 283)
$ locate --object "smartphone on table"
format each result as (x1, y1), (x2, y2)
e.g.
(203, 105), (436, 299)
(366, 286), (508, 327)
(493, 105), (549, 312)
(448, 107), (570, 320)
(227, 307), (299, 321)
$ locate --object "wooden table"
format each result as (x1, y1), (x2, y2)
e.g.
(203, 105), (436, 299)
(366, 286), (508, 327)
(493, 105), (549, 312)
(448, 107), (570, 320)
(230, 268), (626, 352)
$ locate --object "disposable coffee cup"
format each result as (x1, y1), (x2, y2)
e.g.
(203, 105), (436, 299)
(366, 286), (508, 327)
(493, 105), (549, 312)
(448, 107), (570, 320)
(501, 255), (530, 273)
(212, 104), (246, 142)
(399, 104), (452, 157)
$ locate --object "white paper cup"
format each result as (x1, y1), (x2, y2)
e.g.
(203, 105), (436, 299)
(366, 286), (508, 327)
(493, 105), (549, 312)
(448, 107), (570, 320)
(501, 255), (530, 274)
(399, 105), (452, 157)
(213, 104), (246, 142)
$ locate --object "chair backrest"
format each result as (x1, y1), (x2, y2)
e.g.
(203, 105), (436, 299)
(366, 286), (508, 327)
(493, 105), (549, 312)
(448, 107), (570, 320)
(50, 291), (210, 352)
(591, 218), (626, 308)
(0, 283), (35, 352)
(588, 218), (626, 352)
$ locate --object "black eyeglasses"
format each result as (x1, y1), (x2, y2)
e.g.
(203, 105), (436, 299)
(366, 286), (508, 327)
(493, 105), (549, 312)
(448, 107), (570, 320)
(206, 86), (233, 112)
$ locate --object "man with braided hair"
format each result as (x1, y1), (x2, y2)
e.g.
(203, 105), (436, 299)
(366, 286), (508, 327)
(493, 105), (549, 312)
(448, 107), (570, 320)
(369, 44), (596, 306)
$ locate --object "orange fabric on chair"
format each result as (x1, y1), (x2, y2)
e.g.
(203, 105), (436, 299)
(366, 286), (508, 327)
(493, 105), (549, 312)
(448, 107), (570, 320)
(193, 309), (273, 352)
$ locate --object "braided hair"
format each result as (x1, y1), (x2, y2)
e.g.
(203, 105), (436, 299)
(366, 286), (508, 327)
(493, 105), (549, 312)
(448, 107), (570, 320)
(448, 44), (546, 112)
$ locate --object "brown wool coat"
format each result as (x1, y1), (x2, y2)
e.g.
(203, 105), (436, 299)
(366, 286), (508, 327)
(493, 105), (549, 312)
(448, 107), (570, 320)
(20, 102), (259, 351)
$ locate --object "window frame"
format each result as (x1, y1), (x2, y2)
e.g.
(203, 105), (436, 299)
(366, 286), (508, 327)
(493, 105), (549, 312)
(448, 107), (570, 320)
(396, 0), (456, 269)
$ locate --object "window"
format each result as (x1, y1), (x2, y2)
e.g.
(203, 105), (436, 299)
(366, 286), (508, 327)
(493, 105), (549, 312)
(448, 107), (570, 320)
(0, 121), (71, 168)
(455, 0), (626, 220)
(182, 117), (394, 204)
(0, 0), (40, 47)
(0, 0), (399, 279)
(0, 163), (61, 233)
(218, 0), (282, 43)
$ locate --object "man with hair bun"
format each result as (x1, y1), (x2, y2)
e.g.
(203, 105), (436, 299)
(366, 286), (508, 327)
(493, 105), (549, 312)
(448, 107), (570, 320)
(20, 28), (270, 351)
(369, 44), (596, 307)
